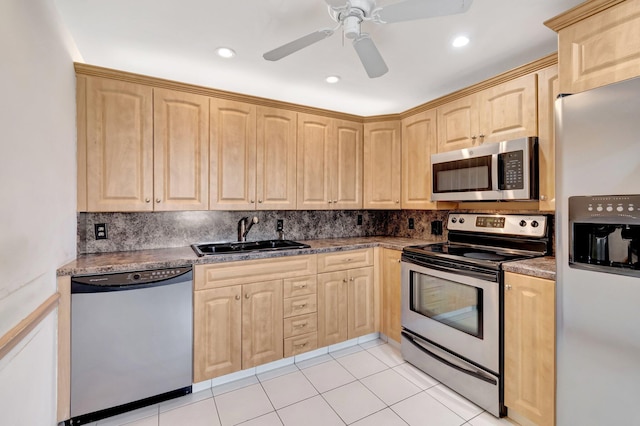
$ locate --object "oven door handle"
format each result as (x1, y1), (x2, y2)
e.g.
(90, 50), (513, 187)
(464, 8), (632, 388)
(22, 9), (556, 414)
(401, 331), (497, 385)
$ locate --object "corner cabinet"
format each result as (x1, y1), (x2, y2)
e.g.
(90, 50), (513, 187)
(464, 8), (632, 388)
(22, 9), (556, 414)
(316, 249), (377, 347)
(78, 76), (209, 212)
(363, 120), (401, 209)
(504, 272), (556, 426)
(546, 0), (640, 94)
(297, 113), (363, 210)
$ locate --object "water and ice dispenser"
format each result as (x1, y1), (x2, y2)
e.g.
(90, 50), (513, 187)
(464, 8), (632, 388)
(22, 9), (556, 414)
(569, 195), (640, 277)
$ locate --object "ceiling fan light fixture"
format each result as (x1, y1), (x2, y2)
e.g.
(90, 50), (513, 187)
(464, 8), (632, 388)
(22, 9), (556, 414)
(326, 75), (341, 83)
(216, 47), (236, 58)
(452, 36), (470, 48)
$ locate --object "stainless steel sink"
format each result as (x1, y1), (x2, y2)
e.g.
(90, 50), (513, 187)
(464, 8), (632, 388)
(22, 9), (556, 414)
(191, 239), (310, 257)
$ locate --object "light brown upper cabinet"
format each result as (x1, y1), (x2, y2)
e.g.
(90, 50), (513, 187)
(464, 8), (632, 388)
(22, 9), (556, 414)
(79, 76), (209, 212)
(297, 113), (363, 210)
(256, 107), (297, 210)
(537, 65), (559, 212)
(210, 98), (257, 210)
(401, 109), (439, 210)
(437, 74), (538, 151)
(363, 121), (402, 209)
(546, 0), (640, 94)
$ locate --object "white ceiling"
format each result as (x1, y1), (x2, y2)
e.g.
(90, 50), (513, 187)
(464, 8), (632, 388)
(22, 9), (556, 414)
(53, 0), (583, 116)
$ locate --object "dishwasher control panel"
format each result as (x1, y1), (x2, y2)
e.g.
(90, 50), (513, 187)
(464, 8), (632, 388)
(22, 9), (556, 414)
(72, 266), (192, 286)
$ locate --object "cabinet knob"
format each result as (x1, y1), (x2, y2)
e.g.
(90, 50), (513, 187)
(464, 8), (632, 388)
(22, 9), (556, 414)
(349, 277), (354, 282)
(235, 295), (240, 300)
(328, 200), (332, 204)
(342, 279), (347, 283)
(145, 198), (151, 203)
(250, 200), (255, 204)
(397, 259), (401, 263)
(258, 199), (263, 203)
(505, 285), (512, 290)
(471, 135), (477, 141)
(395, 200), (399, 204)
(540, 195), (547, 201)
(245, 293), (250, 299)
(479, 134), (485, 143)
(156, 198), (161, 203)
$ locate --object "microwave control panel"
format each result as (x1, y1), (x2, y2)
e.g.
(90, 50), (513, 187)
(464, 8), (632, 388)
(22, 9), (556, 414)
(499, 151), (524, 190)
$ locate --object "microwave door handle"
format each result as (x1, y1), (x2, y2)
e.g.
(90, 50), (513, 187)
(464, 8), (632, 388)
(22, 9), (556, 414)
(492, 153), (500, 191)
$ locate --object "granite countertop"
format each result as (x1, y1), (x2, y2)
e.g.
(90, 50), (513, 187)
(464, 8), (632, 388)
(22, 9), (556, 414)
(57, 236), (435, 276)
(502, 256), (556, 281)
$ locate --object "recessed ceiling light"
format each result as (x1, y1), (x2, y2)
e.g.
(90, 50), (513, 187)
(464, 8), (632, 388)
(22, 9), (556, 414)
(216, 47), (236, 58)
(326, 75), (341, 84)
(452, 36), (470, 48)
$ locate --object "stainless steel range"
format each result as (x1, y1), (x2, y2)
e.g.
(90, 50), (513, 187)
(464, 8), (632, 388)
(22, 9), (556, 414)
(401, 213), (550, 417)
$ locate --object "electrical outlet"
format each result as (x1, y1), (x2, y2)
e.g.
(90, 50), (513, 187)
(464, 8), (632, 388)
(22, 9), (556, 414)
(94, 223), (108, 240)
(357, 214), (363, 225)
(431, 220), (443, 236)
(408, 218), (415, 230)
(276, 219), (284, 231)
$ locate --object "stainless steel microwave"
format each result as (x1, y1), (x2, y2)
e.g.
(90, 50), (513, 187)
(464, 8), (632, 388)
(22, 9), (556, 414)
(430, 137), (538, 202)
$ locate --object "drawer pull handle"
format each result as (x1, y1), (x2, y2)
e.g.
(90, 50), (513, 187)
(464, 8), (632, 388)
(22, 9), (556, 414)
(344, 258), (353, 262)
(294, 342), (308, 348)
(293, 303), (308, 310)
(294, 284), (308, 289)
(293, 322), (308, 329)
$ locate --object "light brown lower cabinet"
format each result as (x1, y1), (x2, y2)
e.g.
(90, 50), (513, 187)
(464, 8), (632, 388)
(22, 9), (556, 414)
(317, 266), (376, 347)
(380, 248), (402, 343)
(504, 272), (556, 426)
(193, 280), (283, 382)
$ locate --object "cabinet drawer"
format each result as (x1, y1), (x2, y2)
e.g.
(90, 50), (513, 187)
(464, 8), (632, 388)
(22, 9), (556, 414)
(194, 254), (317, 290)
(317, 249), (373, 272)
(283, 294), (317, 318)
(284, 313), (318, 338)
(284, 333), (318, 357)
(283, 276), (317, 298)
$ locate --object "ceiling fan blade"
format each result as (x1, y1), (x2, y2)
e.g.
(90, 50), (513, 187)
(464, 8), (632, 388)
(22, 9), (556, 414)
(353, 35), (388, 78)
(377, 0), (473, 24)
(324, 0), (346, 7)
(263, 29), (334, 61)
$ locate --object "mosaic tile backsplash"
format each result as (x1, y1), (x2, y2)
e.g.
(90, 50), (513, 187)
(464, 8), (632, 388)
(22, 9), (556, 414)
(77, 210), (450, 254)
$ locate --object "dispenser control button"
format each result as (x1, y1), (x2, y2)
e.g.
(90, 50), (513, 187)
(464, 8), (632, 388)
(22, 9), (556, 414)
(597, 206), (603, 212)
(519, 220), (527, 227)
(531, 221), (539, 228)
(630, 206), (636, 212)
(606, 206), (613, 212)
(617, 206), (624, 212)
(588, 206), (593, 211)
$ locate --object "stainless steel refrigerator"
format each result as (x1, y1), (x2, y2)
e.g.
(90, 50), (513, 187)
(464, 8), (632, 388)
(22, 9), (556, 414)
(555, 77), (640, 425)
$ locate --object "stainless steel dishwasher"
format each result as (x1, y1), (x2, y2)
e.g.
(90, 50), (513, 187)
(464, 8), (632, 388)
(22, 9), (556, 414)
(70, 266), (193, 425)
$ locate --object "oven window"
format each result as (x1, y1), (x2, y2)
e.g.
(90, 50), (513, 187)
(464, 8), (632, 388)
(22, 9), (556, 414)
(410, 271), (483, 338)
(433, 156), (492, 193)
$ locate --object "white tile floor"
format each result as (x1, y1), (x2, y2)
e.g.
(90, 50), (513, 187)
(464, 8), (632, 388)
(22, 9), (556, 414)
(85, 339), (517, 426)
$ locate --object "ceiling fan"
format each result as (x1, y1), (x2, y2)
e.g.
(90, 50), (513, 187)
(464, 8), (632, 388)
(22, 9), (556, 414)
(263, 0), (473, 78)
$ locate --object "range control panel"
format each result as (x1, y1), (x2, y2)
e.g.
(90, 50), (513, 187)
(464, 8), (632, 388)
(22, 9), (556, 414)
(448, 213), (548, 237)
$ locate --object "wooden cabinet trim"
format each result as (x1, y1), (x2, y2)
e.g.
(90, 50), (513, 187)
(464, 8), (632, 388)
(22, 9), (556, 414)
(544, 0), (626, 31)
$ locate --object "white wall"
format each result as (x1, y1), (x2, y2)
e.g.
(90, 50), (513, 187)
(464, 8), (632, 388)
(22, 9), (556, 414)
(0, 0), (79, 424)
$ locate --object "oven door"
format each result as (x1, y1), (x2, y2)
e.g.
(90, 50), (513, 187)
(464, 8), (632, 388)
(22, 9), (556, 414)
(401, 259), (499, 373)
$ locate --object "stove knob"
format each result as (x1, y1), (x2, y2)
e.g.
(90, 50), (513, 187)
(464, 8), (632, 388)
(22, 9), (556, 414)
(451, 218), (457, 223)
(531, 220), (539, 228)
(519, 220), (527, 227)
(459, 218), (465, 224)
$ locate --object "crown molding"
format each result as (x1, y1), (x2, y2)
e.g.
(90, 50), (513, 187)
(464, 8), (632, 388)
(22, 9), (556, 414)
(544, 0), (625, 31)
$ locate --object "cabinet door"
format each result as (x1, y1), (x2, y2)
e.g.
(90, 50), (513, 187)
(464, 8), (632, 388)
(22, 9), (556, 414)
(478, 74), (537, 144)
(380, 249), (402, 343)
(193, 286), (242, 382)
(436, 94), (479, 152)
(317, 271), (348, 346)
(537, 65), (559, 212)
(297, 113), (332, 209)
(557, 0), (640, 94)
(154, 88), (209, 211)
(401, 110), (438, 209)
(347, 267), (376, 339)
(256, 107), (297, 210)
(363, 121), (401, 209)
(333, 119), (363, 209)
(242, 280), (283, 369)
(210, 98), (256, 210)
(504, 273), (555, 426)
(85, 77), (153, 212)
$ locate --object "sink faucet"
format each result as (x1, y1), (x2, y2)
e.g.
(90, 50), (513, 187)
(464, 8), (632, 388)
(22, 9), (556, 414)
(238, 216), (259, 242)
